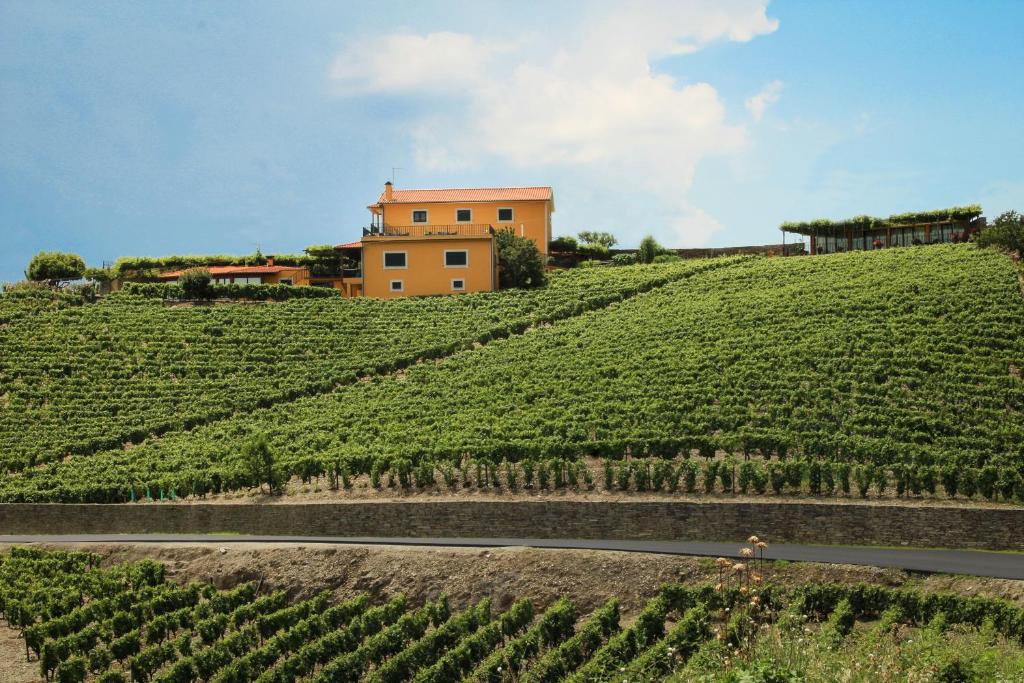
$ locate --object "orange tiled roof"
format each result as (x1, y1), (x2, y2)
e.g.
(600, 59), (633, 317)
(158, 265), (305, 279)
(334, 240), (363, 249)
(376, 186), (553, 205)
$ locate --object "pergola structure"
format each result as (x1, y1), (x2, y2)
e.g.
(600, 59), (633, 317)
(780, 205), (985, 255)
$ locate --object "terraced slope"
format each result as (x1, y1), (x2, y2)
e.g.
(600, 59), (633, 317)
(2, 548), (1023, 682)
(0, 258), (735, 471)
(4, 244), (1019, 503)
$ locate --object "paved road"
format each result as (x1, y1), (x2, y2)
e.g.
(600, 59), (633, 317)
(1, 535), (1021, 579)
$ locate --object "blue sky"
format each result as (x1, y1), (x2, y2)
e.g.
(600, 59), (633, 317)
(1, 0), (1022, 282)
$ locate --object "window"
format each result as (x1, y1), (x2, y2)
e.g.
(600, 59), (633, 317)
(383, 251), (407, 269)
(444, 250), (468, 267)
(497, 207), (513, 222)
(412, 210), (428, 223)
(451, 279), (465, 291)
(279, 279), (292, 286)
(455, 208), (472, 223)
(390, 280), (404, 292)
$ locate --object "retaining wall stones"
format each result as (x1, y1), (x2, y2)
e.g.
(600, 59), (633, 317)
(1, 500), (1021, 550)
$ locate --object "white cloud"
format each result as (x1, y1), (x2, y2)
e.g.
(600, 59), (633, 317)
(745, 80), (784, 122)
(329, 1), (779, 247)
(330, 32), (505, 93)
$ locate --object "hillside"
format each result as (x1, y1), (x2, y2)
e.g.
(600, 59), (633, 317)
(0, 258), (732, 471)
(1, 245), (1022, 503)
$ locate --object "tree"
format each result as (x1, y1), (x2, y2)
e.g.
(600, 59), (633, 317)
(495, 228), (546, 289)
(975, 210), (1023, 257)
(577, 231), (618, 249)
(637, 235), (663, 264)
(303, 244), (343, 276)
(241, 435), (281, 494)
(82, 267), (113, 283)
(549, 236), (579, 253)
(26, 251), (85, 285)
(178, 268), (212, 299)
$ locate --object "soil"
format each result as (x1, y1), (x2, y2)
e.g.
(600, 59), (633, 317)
(0, 625), (36, 683)
(8, 542), (1024, 614)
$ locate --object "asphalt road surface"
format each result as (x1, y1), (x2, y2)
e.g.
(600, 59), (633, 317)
(1, 535), (1021, 579)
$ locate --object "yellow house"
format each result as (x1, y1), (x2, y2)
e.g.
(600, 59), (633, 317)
(336, 183), (555, 298)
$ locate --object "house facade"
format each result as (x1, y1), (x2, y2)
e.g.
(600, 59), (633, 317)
(335, 183), (555, 298)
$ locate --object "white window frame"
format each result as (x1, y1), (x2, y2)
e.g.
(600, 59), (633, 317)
(383, 251), (408, 270)
(411, 209), (429, 224)
(455, 208), (473, 223)
(444, 249), (469, 268)
(451, 278), (466, 292)
(389, 279), (404, 293)
(497, 207), (514, 222)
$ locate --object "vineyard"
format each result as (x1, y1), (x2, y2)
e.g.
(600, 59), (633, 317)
(0, 257), (735, 473)
(2, 547), (1023, 682)
(1, 244), (1021, 504)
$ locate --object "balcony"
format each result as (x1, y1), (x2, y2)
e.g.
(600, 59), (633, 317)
(362, 224), (494, 239)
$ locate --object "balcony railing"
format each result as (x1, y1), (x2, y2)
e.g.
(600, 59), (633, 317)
(342, 268), (362, 278)
(363, 224), (494, 239)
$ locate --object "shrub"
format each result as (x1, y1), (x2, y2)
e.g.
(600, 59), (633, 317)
(495, 228), (546, 289)
(836, 463), (852, 495)
(610, 253), (637, 266)
(652, 253), (681, 263)
(26, 251), (86, 284)
(178, 268), (213, 300)
(975, 210), (1023, 256)
(671, 461), (691, 493)
(549, 236), (579, 253)
(240, 436), (280, 494)
(637, 236), (662, 264)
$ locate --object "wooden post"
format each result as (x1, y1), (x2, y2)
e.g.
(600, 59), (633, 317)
(810, 235), (817, 255)
(847, 229), (853, 252)
(925, 224), (932, 243)
(886, 227), (892, 247)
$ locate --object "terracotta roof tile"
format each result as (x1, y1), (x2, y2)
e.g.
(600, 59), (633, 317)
(376, 186), (553, 204)
(334, 240), (363, 249)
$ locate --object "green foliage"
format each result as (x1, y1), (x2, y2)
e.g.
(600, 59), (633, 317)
(975, 209), (1024, 255)
(549, 236), (579, 252)
(122, 281), (340, 301)
(240, 435), (280, 494)
(26, 251), (86, 283)
(637, 235), (662, 264)
(781, 205), (983, 236)
(0, 259), (722, 493)
(495, 227), (546, 289)
(577, 230), (618, 249)
(178, 268), (213, 300)
(611, 252), (637, 266)
(109, 246), (341, 280)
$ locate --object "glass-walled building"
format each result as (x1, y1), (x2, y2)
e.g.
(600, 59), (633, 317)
(780, 206), (985, 255)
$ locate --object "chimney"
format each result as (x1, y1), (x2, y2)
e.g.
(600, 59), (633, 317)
(384, 181), (393, 202)
(266, 256), (274, 267)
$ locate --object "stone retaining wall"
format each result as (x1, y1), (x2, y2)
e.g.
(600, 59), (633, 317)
(1, 500), (1020, 550)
